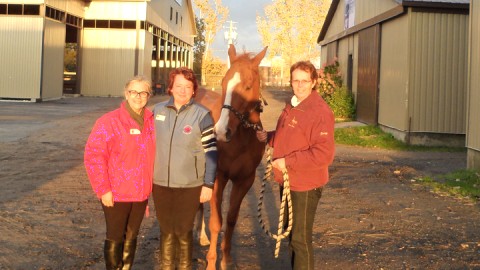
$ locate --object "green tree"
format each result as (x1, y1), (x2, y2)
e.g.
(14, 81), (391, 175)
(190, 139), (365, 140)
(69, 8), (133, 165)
(194, 0), (229, 85)
(193, 17), (206, 80)
(257, 0), (331, 82)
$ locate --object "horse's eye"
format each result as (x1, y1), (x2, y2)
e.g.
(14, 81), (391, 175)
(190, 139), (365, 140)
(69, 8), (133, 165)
(245, 86), (252, 90)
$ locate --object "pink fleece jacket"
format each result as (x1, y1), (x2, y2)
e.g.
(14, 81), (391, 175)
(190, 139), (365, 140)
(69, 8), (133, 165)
(84, 102), (155, 202)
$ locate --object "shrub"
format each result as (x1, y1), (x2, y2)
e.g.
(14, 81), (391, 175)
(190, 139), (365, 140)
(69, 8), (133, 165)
(323, 86), (355, 119)
(317, 60), (355, 119)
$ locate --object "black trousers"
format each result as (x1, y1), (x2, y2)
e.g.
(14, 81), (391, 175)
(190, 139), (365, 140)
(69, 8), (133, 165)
(282, 187), (323, 270)
(152, 184), (202, 235)
(101, 200), (148, 242)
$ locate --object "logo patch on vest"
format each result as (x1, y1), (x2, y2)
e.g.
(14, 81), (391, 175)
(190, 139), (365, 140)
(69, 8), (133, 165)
(183, 125), (192, 134)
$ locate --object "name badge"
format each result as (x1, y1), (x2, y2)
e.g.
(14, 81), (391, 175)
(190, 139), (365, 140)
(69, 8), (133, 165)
(130, 129), (141, 135)
(156, 114), (166, 121)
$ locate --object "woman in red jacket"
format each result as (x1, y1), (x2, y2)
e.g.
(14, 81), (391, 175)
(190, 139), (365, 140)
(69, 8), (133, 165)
(257, 61), (335, 270)
(84, 75), (155, 270)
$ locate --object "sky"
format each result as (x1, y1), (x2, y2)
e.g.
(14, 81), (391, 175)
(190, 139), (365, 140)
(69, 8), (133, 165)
(206, 0), (272, 60)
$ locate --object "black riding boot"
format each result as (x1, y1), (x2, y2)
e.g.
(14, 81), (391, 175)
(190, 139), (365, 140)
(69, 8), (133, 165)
(177, 231), (193, 270)
(122, 238), (137, 270)
(104, 239), (123, 270)
(160, 233), (176, 270)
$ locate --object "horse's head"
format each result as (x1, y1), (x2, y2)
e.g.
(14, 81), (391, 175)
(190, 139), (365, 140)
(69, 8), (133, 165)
(214, 44), (268, 142)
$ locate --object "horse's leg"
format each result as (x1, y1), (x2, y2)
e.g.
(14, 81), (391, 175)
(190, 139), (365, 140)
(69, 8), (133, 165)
(220, 175), (255, 270)
(206, 177), (227, 270)
(194, 204), (210, 246)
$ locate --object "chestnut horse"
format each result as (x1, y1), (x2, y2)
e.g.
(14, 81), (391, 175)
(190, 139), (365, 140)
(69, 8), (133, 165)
(195, 44), (268, 269)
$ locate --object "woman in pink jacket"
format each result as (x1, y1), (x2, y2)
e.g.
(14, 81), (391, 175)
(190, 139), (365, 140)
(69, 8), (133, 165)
(84, 75), (155, 270)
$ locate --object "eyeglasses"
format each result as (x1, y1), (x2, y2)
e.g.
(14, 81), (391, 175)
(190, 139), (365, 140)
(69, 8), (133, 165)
(291, 80), (312, 86)
(127, 90), (151, 98)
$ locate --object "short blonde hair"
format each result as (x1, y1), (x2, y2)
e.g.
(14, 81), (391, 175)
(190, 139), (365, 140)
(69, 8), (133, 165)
(124, 75), (152, 94)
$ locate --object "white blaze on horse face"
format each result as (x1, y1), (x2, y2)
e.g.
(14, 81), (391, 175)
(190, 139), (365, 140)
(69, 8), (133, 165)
(215, 72), (241, 142)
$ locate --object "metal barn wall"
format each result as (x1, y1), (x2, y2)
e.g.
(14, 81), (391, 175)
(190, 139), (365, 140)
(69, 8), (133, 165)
(323, 0), (399, 39)
(42, 19), (66, 100)
(408, 11), (468, 134)
(80, 29), (137, 96)
(378, 14), (409, 131)
(323, 0), (346, 40)
(467, 1), (480, 169)
(83, 1), (146, 20)
(46, 0), (85, 16)
(354, 0), (399, 25)
(147, 0), (195, 45)
(0, 17), (43, 100)
(81, 1), (146, 96)
(141, 31), (153, 80)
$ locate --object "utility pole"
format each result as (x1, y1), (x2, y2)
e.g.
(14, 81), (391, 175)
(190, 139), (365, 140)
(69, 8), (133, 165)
(224, 20), (237, 68)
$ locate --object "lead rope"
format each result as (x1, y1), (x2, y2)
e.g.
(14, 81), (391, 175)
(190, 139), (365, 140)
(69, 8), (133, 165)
(257, 147), (293, 258)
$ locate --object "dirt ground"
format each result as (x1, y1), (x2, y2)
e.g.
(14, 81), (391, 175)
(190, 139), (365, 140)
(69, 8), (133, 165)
(0, 87), (479, 270)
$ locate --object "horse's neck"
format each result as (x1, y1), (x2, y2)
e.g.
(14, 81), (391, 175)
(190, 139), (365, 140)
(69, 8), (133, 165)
(194, 87), (222, 123)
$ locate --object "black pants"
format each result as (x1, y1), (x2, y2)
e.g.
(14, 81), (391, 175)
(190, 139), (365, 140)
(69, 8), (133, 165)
(101, 200), (148, 242)
(152, 184), (202, 235)
(282, 187), (323, 270)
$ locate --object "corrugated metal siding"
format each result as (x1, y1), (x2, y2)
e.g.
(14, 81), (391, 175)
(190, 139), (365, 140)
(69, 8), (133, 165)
(408, 11), (468, 133)
(467, 1), (480, 150)
(337, 38), (349, 74)
(42, 19), (65, 100)
(323, 0), (346, 38)
(80, 29), (137, 96)
(140, 31), (152, 79)
(84, 2), (146, 20)
(323, 0), (400, 39)
(378, 14), (409, 130)
(0, 17), (43, 99)
(354, 0), (399, 25)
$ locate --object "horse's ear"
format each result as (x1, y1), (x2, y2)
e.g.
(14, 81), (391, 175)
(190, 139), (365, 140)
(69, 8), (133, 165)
(228, 44), (237, 63)
(253, 46), (268, 67)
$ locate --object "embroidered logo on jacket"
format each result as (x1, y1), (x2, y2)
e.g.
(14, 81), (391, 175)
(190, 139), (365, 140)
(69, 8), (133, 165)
(288, 117), (298, 128)
(183, 125), (193, 134)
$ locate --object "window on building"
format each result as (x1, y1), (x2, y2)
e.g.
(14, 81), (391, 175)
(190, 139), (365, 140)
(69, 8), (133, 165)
(24, 5), (40, 15)
(176, 12), (178, 24)
(170, 7), (173, 21)
(0, 4), (6, 14)
(8, 4), (22, 15)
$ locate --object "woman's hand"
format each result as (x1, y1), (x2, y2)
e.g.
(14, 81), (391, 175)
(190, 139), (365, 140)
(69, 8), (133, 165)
(256, 130), (267, 142)
(199, 186), (213, 203)
(272, 158), (287, 173)
(101, 191), (114, 207)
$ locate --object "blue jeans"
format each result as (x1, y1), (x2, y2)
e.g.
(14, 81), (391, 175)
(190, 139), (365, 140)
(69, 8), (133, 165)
(283, 187), (323, 270)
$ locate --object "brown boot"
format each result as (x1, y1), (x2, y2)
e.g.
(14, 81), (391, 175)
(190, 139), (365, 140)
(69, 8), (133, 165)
(160, 233), (176, 270)
(177, 231), (193, 270)
(104, 239), (123, 270)
(122, 238), (137, 270)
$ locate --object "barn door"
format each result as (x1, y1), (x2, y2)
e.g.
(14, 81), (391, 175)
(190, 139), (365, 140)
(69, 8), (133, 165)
(356, 25), (380, 125)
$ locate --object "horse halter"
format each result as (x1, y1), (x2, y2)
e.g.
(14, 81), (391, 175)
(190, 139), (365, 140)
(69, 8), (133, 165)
(222, 99), (264, 131)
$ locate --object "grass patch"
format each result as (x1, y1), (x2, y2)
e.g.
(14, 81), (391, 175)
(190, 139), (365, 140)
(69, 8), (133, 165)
(334, 125), (465, 152)
(335, 125), (478, 201)
(415, 170), (480, 201)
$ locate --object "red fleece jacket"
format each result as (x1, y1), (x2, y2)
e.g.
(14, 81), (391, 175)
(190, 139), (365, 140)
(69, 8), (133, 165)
(269, 92), (335, 191)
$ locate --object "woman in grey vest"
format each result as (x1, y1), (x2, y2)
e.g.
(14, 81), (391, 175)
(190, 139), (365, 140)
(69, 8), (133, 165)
(152, 67), (217, 269)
